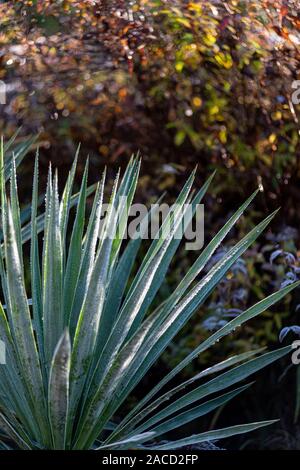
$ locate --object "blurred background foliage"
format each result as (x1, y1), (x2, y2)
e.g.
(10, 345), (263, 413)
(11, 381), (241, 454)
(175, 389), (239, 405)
(1, 0), (300, 447)
(1, 1), (300, 203)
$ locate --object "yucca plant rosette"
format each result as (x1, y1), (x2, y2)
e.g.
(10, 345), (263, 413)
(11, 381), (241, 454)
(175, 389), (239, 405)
(0, 140), (298, 450)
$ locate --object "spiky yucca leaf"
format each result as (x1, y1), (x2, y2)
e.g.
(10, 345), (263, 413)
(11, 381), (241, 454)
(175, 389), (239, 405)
(0, 145), (298, 450)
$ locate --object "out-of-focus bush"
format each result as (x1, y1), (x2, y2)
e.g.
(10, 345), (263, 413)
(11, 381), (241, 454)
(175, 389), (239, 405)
(0, 0), (300, 211)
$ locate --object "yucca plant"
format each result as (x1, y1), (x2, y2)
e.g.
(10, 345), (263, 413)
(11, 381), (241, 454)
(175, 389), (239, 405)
(0, 142), (298, 450)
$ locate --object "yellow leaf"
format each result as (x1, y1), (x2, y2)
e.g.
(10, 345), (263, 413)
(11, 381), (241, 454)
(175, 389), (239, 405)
(204, 33), (217, 46)
(192, 97), (202, 108)
(215, 52), (233, 69)
(271, 111), (282, 121)
(219, 128), (227, 144)
(188, 2), (202, 13)
(176, 17), (191, 28)
(209, 105), (219, 115)
(175, 61), (185, 72)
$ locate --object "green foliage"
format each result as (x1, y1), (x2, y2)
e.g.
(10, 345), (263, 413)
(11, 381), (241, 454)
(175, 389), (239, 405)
(0, 144), (298, 449)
